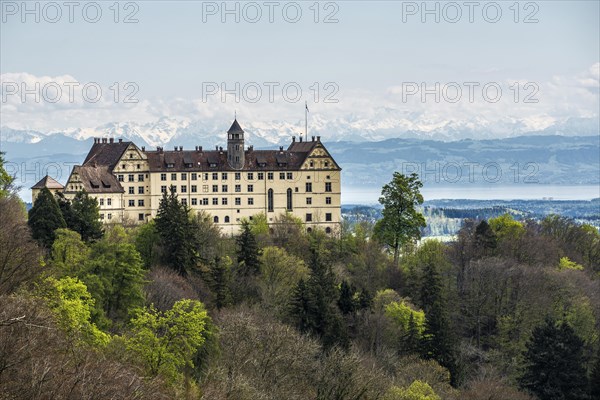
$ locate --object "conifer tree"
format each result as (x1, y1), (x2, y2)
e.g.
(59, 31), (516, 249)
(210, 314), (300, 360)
(71, 190), (103, 242)
(207, 255), (231, 310)
(236, 220), (261, 275)
(28, 187), (66, 248)
(338, 280), (357, 315)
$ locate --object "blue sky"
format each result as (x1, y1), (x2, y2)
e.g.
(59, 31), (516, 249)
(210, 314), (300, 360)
(1, 1), (599, 134)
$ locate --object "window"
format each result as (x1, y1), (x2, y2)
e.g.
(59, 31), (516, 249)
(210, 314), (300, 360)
(191, 198), (198, 206)
(107, 198), (112, 206)
(212, 185), (218, 192)
(222, 198), (228, 205)
(235, 172), (241, 180)
(325, 182), (332, 192)
(325, 227), (331, 234)
(267, 172), (274, 180)
(248, 198), (254, 205)
(128, 174), (134, 182)
(181, 199), (187, 206)
(212, 172), (218, 180)
(279, 172), (285, 180)
(203, 173), (209, 181)
(224, 216), (230, 223)
(138, 174), (144, 182)
(191, 173), (197, 180)
(181, 173), (187, 180)
(306, 197), (312, 205)
(214, 216), (219, 223)
(161, 185), (167, 193)
(222, 185), (228, 192)
(107, 213), (112, 220)
(326, 175), (331, 180)
(122, 164), (126, 170)
(138, 199), (145, 207)
(181, 185), (187, 193)
(235, 185), (241, 193)
(129, 153), (134, 159)
(191, 185), (197, 193)
(268, 189), (274, 212)
(325, 161), (329, 167)
(129, 187), (135, 194)
(326, 196), (332, 205)
(138, 186), (144, 194)
(235, 197), (241, 205)
(128, 200), (135, 207)
(100, 214), (104, 220)
(212, 198), (218, 205)
(247, 172), (254, 180)
(202, 198), (209, 205)
(247, 185), (254, 192)
(171, 173), (177, 180)
(326, 213), (332, 222)
(118, 174), (124, 182)
(171, 185), (177, 193)
(99, 198), (104, 206)
(160, 173), (166, 181)
(258, 172), (264, 180)
(306, 213), (312, 222)
(310, 161), (314, 167)
(203, 185), (209, 192)
(138, 213), (144, 221)
(222, 173), (228, 180)
(306, 182), (312, 192)
(287, 172), (293, 180)
(287, 188), (293, 210)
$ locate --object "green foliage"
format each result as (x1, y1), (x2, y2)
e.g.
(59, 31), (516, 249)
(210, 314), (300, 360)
(28, 187), (67, 248)
(0, 152), (15, 198)
(374, 172), (426, 264)
(385, 300), (426, 337)
(259, 246), (308, 312)
(384, 381), (441, 400)
(55, 191), (103, 242)
(51, 228), (90, 277)
(38, 276), (110, 347)
(133, 220), (161, 268)
(558, 256), (584, 271)
(206, 255), (232, 309)
(519, 317), (589, 400)
(248, 212), (269, 236)
(474, 220), (497, 254)
(126, 299), (213, 383)
(489, 213), (525, 242)
(236, 220), (262, 275)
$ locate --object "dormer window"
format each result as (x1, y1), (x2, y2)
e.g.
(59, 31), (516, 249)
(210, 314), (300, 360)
(166, 163), (174, 168)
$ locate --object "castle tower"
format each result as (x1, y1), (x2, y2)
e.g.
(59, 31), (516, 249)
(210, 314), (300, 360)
(227, 119), (245, 169)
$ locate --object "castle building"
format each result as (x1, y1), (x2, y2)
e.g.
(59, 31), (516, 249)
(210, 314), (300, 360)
(32, 120), (341, 234)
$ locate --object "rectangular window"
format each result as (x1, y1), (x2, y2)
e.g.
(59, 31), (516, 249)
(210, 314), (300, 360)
(222, 198), (228, 205)
(191, 185), (197, 193)
(235, 172), (241, 180)
(161, 185), (167, 193)
(100, 214), (104, 220)
(171, 173), (177, 181)
(160, 173), (166, 181)
(306, 182), (312, 192)
(129, 200), (135, 207)
(181, 173), (187, 180)
(118, 174), (124, 182)
(181, 185), (187, 193)
(203, 185), (209, 193)
(247, 184), (254, 192)
(107, 198), (112, 206)
(212, 198), (218, 205)
(202, 198), (209, 205)
(222, 173), (228, 180)
(325, 161), (329, 167)
(325, 182), (332, 192)
(212, 185), (218, 193)
(138, 199), (144, 207)
(107, 213), (112, 220)
(181, 198), (187, 206)
(258, 172), (264, 180)
(287, 172), (293, 180)
(212, 172), (218, 180)
(235, 185), (241, 193)
(235, 197), (241, 205)
(191, 173), (197, 181)
(204, 173), (209, 181)
(138, 186), (144, 194)
(326, 213), (332, 222)
(267, 172), (274, 180)
(326, 196), (332, 205)
(247, 172), (254, 180)
(138, 213), (144, 221)
(306, 197), (312, 205)
(191, 198), (198, 206)
(99, 198), (104, 206)
(222, 185), (228, 193)
(129, 187), (135, 194)
(128, 174), (134, 182)
(279, 172), (285, 180)
(248, 198), (254, 205)
(138, 174), (144, 182)
(171, 185), (177, 193)
(306, 213), (312, 222)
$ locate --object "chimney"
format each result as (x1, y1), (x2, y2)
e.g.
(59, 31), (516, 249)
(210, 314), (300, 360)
(118, 138), (123, 143)
(317, 136), (321, 142)
(279, 146), (283, 152)
(219, 146), (223, 152)
(216, 145), (219, 151)
(141, 146), (145, 151)
(102, 138), (107, 143)
(292, 136), (296, 142)
(174, 146), (178, 151)
(109, 138), (114, 143)
(199, 146), (202, 152)
(311, 136), (315, 142)
(179, 146), (183, 151)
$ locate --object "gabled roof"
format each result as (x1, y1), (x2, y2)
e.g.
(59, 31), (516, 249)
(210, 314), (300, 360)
(287, 139), (319, 153)
(83, 140), (131, 170)
(31, 175), (64, 190)
(227, 119), (244, 134)
(67, 165), (123, 194)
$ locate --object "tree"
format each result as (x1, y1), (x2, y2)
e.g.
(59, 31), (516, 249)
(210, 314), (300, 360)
(0, 152), (15, 198)
(126, 299), (213, 383)
(374, 173), (426, 264)
(338, 280), (358, 315)
(206, 255), (232, 310)
(236, 220), (262, 275)
(519, 317), (589, 400)
(384, 380), (441, 400)
(154, 187), (196, 276)
(50, 228), (90, 277)
(28, 187), (66, 248)
(474, 220), (497, 255)
(590, 346), (600, 399)
(70, 190), (103, 242)
(385, 300), (426, 354)
(259, 246), (308, 312)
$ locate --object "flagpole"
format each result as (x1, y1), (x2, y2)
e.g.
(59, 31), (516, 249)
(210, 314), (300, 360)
(305, 101), (308, 137)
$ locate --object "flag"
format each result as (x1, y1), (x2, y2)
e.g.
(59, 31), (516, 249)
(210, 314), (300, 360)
(305, 102), (309, 113)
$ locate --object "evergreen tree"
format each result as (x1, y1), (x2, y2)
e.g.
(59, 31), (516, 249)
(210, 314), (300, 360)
(236, 220), (262, 275)
(71, 190), (103, 242)
(590, 346), (600, 399)
(207, 255), (231, 310)
(154, 187), (196, 276)
(55, 192), (77, 230)
(474, 220), (497, 255)
(338, 280), (357, 315)
(519, 317), (589, 400)
(28, 187), (66, 248)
